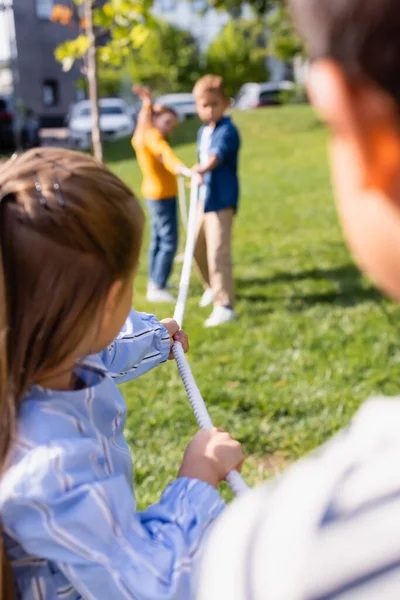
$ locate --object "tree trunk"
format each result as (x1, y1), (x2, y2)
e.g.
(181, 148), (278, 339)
(85, 0), (103, 161)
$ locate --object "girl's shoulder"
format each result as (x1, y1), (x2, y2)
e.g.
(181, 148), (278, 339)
(17, 359), (109, 449)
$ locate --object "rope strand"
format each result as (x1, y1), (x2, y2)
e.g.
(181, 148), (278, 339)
(173, 176), (249, 496)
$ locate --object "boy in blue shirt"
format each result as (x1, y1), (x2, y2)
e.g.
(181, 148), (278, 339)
(192, 75), (241, 328)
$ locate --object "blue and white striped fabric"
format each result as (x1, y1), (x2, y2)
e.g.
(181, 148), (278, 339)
(0, 309), (224, 600)
(197, 397), (400, 600)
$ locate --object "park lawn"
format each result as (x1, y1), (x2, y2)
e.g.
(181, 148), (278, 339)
(105, 105), (400, 507)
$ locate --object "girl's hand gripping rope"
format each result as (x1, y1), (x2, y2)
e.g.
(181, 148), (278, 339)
(161, 318), (189, 359)
(178, 428), (245, 488)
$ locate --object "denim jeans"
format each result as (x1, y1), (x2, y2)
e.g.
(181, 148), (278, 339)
(146, 197), (178, 289)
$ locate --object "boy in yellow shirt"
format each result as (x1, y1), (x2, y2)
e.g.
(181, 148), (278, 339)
(132, 88), (189, 302)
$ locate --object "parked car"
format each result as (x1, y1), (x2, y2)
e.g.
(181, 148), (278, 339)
(0, 99), (40, 153)
(235, 81), (295, 110)
(0, 97), (15, 152)
(68, 98), (135, 150)
(154, 93), (197, 121)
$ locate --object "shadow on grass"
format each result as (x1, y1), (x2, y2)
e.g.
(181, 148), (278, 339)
(236, 263), (383, 309)
(237, 264), (362, 288)
(287, 288), (382, 310)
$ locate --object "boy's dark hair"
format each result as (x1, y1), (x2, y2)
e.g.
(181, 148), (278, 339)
(289, 0), (400, 105)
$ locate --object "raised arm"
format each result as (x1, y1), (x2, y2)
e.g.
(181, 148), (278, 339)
(132, 86), (153, 149)
(145, 128), (184, 175)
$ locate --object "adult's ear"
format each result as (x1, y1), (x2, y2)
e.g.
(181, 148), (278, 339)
(308, 60), (400, 302)
(308, 59), (400, 195)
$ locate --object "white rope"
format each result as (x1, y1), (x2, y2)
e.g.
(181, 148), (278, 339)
(173, 177), (249, 496)
(177, 174), (189, 230)
(174, 177), (199, 328)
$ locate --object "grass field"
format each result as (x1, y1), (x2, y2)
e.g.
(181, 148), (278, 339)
(105, 106), (400, 507)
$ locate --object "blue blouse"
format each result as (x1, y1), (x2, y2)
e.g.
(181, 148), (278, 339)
(0, 309), (224, 599)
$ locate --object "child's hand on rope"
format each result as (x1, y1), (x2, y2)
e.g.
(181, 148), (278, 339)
(191, 164), (204, 185)
(160, 318), (189, 359)
(178, 428), (245, 488)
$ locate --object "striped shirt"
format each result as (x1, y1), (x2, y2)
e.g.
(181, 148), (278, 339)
(197, 397), (400, 600)
(0, 309), (224, 600)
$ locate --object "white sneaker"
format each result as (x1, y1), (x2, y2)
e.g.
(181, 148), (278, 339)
(204, 306), (237, 328)
(147, 285), (175, 303)
(199, 288), (214, 308)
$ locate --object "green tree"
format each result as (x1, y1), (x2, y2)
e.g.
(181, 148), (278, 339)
(206, 0), (273, 18)
(267, 3), (303, 64)
(124, 20), (202, 95)
(206, 20), (268, 97)
(194, 0), (303, 77)
(53, 0), (156, 160)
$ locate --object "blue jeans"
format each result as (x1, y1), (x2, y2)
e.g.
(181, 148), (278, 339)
(146, 197), (178, 289)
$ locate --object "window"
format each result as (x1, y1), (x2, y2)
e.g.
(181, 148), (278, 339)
(42, 79), (59, 107)
(36, 0), (54, 20)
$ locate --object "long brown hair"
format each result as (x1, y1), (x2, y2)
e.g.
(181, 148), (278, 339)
(0, 148), (144, 472)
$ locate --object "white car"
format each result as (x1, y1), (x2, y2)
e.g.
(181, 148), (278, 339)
(235, 81), (295, 110)
(68, 98), (135, 150)
(154, 93), (197, 121)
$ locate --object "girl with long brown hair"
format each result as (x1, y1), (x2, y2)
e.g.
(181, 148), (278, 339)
(0, 148), (244, 599)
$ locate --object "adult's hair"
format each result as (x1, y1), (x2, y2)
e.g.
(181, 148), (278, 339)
(289, 0), (400, 105)
(193, 75), (227, 99)
(0, 148), (144, 472)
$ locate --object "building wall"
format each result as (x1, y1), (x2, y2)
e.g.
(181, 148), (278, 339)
(13, 0), (81, 125)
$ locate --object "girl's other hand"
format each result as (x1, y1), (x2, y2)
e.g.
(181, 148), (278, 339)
(178, 429), (245, 488)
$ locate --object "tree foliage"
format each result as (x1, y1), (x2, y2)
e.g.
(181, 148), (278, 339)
(267, 4), (304, 63)
(207, 0), (273, 18)
(195, 0), (303, 67)
(206, 19), (268, 97)
(53, 0), (156, 72)
(123, 20), (202, 94)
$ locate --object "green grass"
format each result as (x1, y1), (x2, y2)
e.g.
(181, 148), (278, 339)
(105, 106), (400, 507)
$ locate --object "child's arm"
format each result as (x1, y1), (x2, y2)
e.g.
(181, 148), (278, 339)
(131, 86), (153, 149)
(146, 128), (186, 175)
(131, 86), (187, 175)
(194, 154), (220, 175)
(193, 126), (240, 175)
(99, 309), (181, 383)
